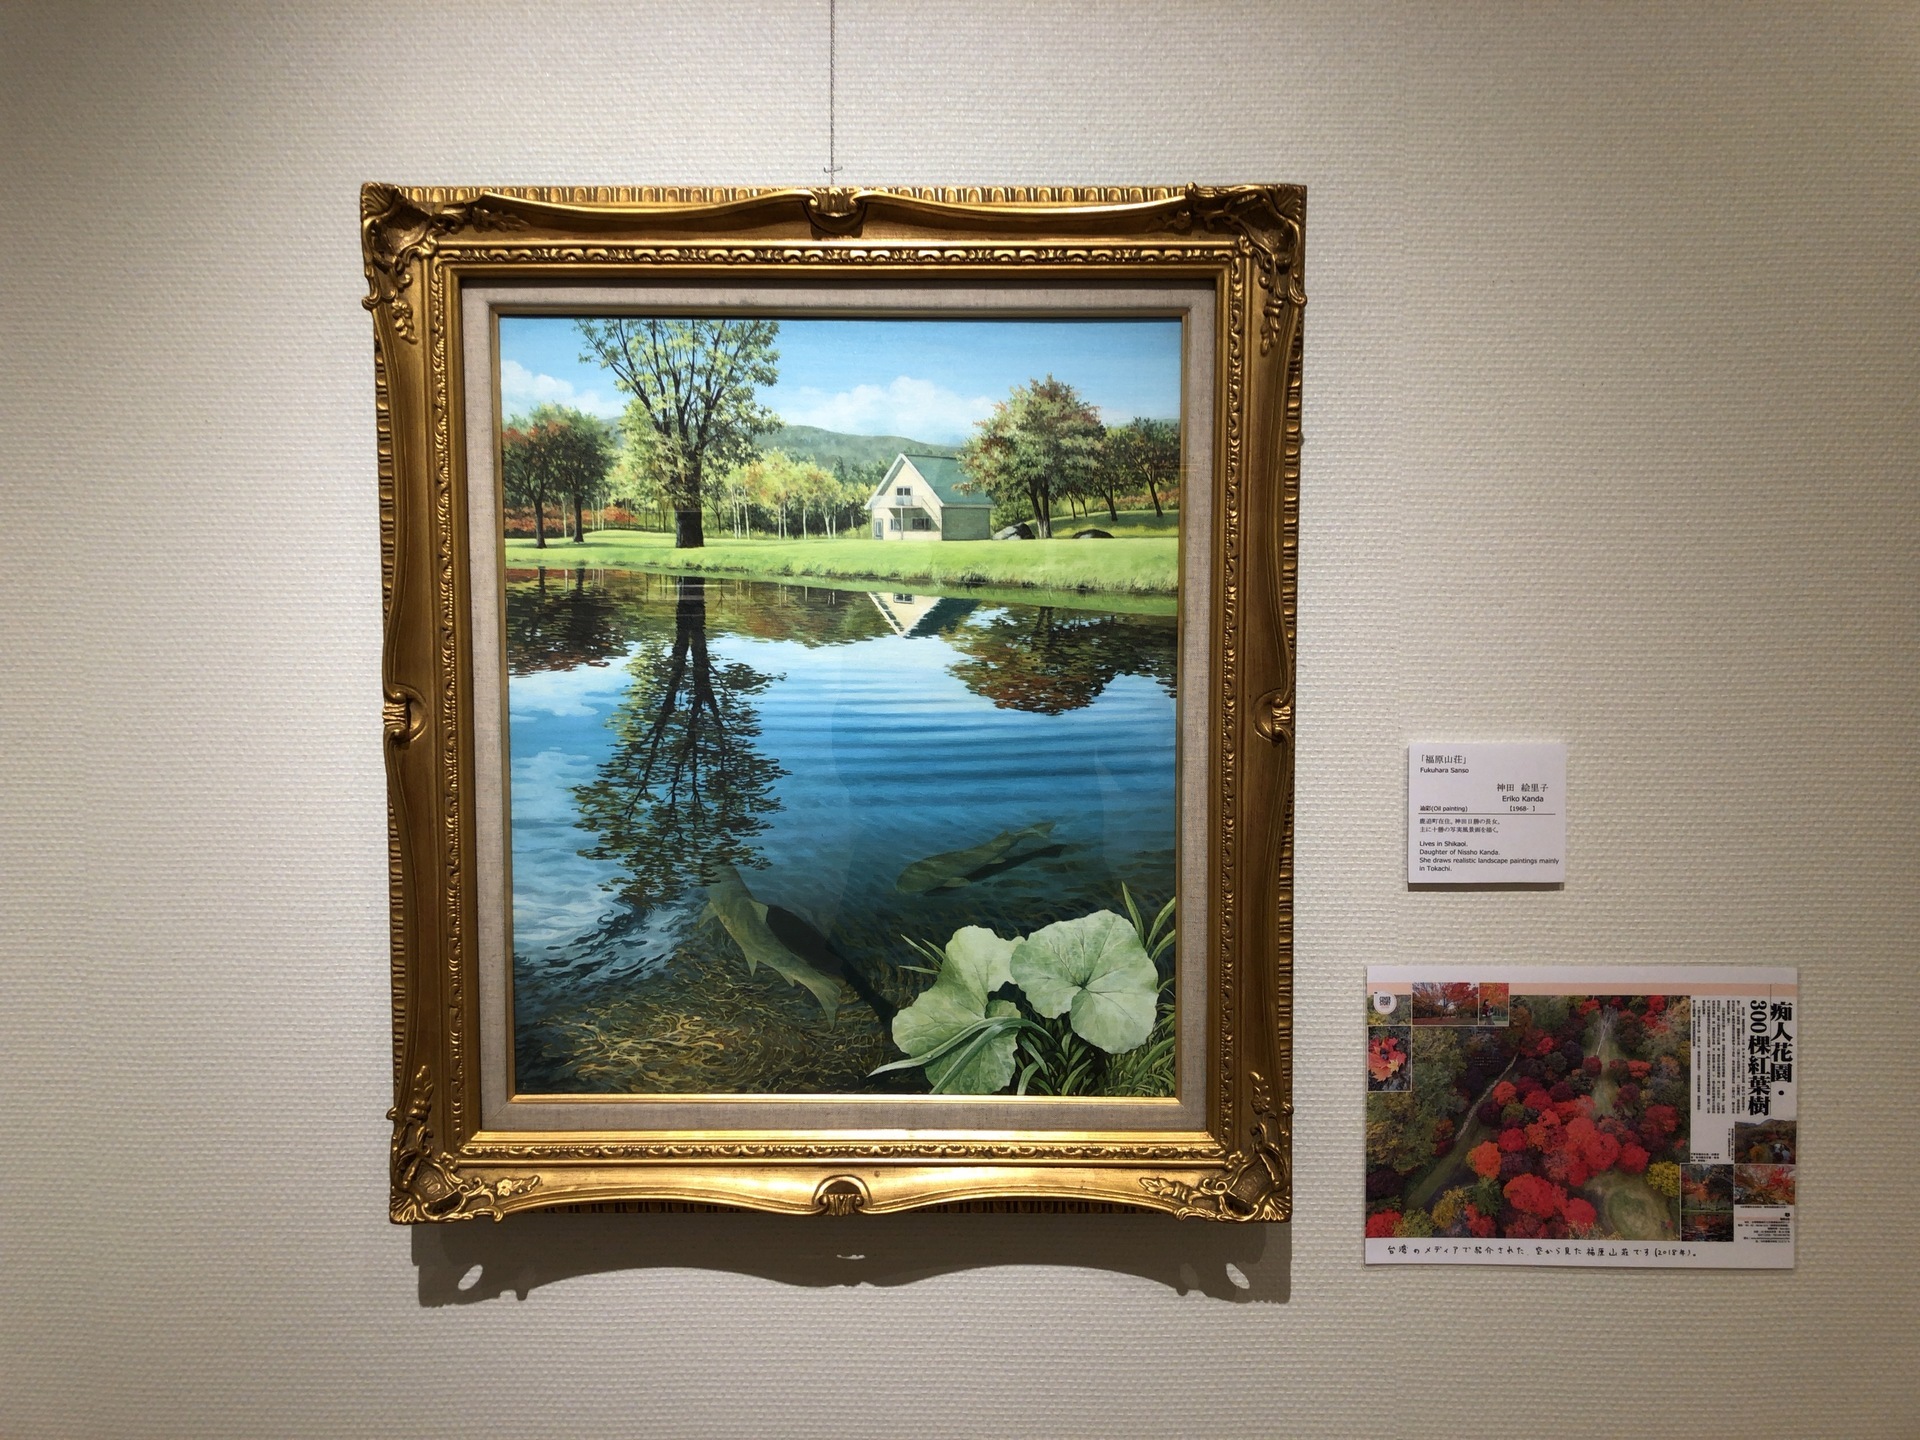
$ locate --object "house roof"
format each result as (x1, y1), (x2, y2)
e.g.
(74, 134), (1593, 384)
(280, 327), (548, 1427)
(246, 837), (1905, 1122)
(871, 453), (992, 510)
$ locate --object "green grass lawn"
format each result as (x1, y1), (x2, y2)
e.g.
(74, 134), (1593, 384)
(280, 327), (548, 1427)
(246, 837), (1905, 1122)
(506, 512), (1179, 595)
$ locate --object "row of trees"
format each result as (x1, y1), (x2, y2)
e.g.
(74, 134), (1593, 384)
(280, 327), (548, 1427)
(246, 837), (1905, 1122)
(506, 406), (889, 548)
(958, 376), (1180, 537)
(709, 452), (884, 540)
(504, 319), (1183, 549)
(501, 405), (615, 547)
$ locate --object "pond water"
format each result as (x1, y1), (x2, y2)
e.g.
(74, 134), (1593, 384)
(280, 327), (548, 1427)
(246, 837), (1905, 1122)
(504, 567), (1179, 1094)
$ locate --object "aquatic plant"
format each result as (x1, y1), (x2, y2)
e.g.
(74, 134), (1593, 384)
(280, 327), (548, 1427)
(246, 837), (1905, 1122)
(874, 892), (1176, 1097)
(878, 927), (1026, 1093)
(1120, 883), (1177, 976)
(1010, 911), (1157, 1052)
(1095, 996), (1176, 1097)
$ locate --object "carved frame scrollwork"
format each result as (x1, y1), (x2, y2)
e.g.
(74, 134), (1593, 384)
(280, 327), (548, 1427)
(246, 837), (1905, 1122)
(363, 183), (1302, 1222)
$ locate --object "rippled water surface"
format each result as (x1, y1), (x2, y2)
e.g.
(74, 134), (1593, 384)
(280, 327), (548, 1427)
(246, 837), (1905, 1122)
(505, 567), (1178, 1093)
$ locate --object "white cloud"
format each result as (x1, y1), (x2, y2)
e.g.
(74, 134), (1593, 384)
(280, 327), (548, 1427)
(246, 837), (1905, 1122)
(774, 375), (997, 444)
(506, 649), (638, 718)
(499, 360), (627, 421)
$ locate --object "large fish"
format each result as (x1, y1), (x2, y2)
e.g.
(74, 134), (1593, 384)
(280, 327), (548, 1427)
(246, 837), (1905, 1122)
(895, 821), (1060, 895)
(702, 863), (843, 1023)
(761, 904), (896, 1026)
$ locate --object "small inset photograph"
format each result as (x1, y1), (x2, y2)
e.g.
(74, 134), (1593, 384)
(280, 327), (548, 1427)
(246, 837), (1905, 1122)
(1479, 982), (1511, 1026)
(1683, 1209), (1735, 1242)
(1368, 989), (1403, 1027)
(1735, 1163), (1796, 1208)
(1682, 1163), (1735, 1241)
(1682, 1163), (1735, 1210)
(1734, 1118), (1797, 1165)
(1368, 1027), (1411, 1091)
(1410, 980), (1480, 1025)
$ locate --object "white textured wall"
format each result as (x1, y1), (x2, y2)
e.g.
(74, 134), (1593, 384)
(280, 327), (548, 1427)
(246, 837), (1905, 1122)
(3, 3), (1915, 1435)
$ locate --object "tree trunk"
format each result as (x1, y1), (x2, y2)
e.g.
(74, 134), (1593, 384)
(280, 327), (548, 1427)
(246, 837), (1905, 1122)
(571, 492), (585, 543)
(1103, 486), (1119, 523)
(674, 507), (705, 548)
(1030, 486), (1052, 538)
(1147, 480), (1163, 517)
(533, 496), (547, 548)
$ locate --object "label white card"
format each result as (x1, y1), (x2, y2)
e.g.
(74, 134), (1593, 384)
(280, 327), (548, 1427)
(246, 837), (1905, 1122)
(1408, 743), (1566, 883)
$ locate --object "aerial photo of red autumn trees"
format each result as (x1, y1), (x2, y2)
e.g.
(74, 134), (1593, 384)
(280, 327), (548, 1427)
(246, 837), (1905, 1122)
(1366, 992), (1690, 1242)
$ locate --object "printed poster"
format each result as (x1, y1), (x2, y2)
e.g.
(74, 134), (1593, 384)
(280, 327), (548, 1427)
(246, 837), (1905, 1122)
(1365, 965), (1796, 1268)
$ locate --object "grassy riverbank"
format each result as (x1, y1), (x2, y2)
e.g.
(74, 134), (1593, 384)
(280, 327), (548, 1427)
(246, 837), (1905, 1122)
(505, 515), (1179, 595)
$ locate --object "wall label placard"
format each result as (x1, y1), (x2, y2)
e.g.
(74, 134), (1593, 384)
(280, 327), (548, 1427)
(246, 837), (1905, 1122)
(1408, 742), (1566, 884)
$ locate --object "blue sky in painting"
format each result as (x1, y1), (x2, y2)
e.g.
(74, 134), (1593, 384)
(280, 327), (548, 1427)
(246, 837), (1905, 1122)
(497, 316), (1182, 445)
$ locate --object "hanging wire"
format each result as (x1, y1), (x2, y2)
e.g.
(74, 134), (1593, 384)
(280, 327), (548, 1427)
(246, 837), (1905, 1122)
(825, 0), (842, 178)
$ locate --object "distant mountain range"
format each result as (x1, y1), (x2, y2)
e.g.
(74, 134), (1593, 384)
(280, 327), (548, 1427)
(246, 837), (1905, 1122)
(762, 424), (957, 471)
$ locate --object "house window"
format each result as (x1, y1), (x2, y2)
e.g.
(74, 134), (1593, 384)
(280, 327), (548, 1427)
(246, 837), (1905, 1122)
(872, 520), (882, 537)
(888, 517), (900, 531)
(911, 516), (933, 530)
(895, 486), (911, 497)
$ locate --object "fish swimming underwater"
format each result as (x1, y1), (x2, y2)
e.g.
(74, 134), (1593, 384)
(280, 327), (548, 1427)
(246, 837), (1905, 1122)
(894, 821), (1061, 895)
(702, 863), (894, 1025)
(761, 904), (896, 1026)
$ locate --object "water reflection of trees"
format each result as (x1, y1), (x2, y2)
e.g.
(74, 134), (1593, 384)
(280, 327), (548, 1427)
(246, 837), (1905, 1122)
(572, 576), (785, 911)
(505, 568), (889, 674)
(504, 567), (646, 676)
(945, 607), (1178, 714)
(707, 578), (891, 648)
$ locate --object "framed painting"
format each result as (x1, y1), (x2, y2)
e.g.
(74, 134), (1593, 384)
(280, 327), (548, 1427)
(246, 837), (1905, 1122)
(363, 183), (1302, 1220)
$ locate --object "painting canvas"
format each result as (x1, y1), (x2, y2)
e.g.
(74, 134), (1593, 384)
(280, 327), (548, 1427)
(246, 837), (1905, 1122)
(368, 182), (1302, 1221)
(497, 313), (1185, 1098)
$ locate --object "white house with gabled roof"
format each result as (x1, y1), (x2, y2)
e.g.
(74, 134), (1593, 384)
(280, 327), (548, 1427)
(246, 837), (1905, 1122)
(865, 454), (994, 541)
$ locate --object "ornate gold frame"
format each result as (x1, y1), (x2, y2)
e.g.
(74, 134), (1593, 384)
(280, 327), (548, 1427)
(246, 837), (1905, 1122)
(362, 183), (1302, 1222)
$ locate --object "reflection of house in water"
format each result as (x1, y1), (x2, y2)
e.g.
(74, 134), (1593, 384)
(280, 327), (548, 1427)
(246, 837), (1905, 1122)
(867, 591), (978, 637)
(865, 454), (994, 540)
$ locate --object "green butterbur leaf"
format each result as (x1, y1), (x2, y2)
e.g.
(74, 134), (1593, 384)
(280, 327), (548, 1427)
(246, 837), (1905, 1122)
(882, 926), (1021, 1092)
(940, 925), (1016, 1002)
(1009, 910), (1158, 1053)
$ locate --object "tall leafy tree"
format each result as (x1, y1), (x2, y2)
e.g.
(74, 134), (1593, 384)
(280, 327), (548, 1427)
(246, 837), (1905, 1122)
(956, 376), (1105, 537)
(576, 318), (781, 548)
(607, 396), (674, 529)
(501, 414), (557, 547)
(562, 411), (615, 542)
(1103, 416), (1181, 519)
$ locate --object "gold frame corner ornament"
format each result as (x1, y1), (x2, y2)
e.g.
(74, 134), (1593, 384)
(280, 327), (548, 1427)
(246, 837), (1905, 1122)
(365, 182), (1302, 1222)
